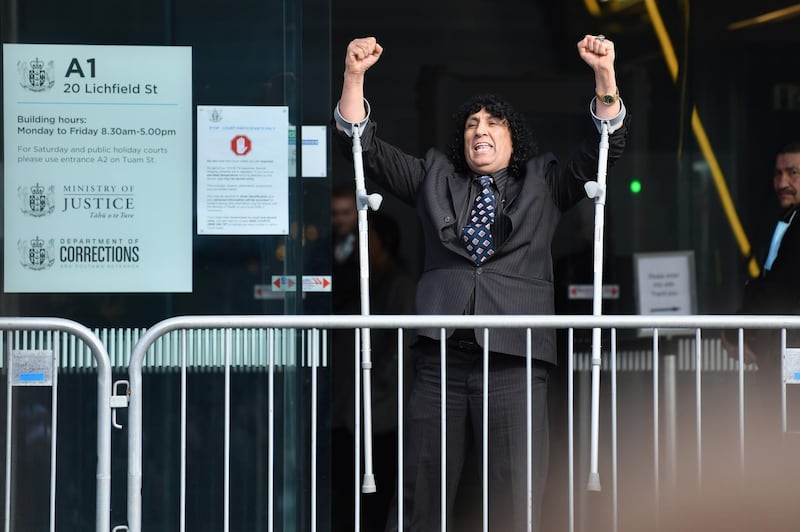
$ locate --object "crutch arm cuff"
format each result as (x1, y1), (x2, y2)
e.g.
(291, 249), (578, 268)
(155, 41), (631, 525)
(589, 97), (626, 134)
(334, 99), (372, 137)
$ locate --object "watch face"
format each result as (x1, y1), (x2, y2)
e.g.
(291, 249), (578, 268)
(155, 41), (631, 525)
(601, 94), (615, 105)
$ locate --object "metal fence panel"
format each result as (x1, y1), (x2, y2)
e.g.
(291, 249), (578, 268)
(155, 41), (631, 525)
(122, 314), (800, 532)
(0, 318), (113, 532)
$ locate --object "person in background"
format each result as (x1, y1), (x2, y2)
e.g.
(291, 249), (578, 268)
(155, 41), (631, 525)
(723, 141), (800, 440)
(330, 196), (416, 530)
(331, 185), (360, 315)
(333, 34), (630, 530)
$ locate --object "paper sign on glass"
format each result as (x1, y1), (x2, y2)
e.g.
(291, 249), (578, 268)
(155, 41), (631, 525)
(197, 105), (289, 235)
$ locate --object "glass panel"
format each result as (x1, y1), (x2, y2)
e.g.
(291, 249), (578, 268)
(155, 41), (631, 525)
(1, 0), (331, 529)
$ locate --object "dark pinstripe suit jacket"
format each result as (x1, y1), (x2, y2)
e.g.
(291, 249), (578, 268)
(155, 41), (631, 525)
(337, 116), (631, 364)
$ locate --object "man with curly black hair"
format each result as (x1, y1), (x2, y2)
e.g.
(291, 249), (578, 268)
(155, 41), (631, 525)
(447, 93), (538, 179)
(334, 35), (630, 531)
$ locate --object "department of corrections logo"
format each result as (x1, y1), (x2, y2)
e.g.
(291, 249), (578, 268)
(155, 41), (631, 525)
(18, 183), (55, 217)
(18, 236), (55, 271)
(17, 57), (55, 92)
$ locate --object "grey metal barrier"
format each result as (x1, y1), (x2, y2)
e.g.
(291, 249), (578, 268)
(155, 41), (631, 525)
(1, 317), (116, 532)
(122, 314), (800, 532)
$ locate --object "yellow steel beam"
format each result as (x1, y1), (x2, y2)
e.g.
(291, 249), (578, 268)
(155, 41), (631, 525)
(643, 0), (760, 277)
(583, 0), (602, 17)
(728, 4), (800, 30)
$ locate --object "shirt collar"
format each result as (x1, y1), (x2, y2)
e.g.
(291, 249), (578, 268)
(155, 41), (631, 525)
(473, 168), (509, 195)
(781, 205), (798, 223)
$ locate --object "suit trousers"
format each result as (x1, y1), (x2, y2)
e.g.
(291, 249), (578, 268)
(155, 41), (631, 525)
(385, 338), (550, 531)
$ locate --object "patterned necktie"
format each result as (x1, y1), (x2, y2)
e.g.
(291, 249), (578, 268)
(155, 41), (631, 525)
(462, 175), (496, 265)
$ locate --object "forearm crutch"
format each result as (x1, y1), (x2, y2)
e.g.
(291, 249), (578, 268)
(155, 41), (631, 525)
(583, 120), (611, 492)
(350, 122), (382, 494)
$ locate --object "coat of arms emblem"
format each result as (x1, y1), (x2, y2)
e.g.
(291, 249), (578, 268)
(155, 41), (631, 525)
(19, 183), (56, 217)
(18, 57), (55, 92)
(18, 237), (55, 270)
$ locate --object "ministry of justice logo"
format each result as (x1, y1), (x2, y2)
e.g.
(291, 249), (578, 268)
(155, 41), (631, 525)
(18, 183), (55, 217)
(17, 57), (55, 92)
(209, 108), (223, 123)
(18, 236), (55, 271)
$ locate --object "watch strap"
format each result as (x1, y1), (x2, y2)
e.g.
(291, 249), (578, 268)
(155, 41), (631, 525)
(596, 88), (619, 106)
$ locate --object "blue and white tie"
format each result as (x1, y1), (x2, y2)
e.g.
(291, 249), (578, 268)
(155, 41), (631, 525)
(462, 175), (495, 265)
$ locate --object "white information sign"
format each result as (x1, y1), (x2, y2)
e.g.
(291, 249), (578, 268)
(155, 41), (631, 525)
(567, 284), (620, 300)
(301, 125), (327, 177)
(197, 105), (289, 235)
(634, 251), (697, 338)
(3, 43), (192, 293)
(302, 275), (331, 292)
(271, 275), (297, 291)
(633, 251), (697, 339)
(784, 348), (800, 384)
(634, 251), (696, 315)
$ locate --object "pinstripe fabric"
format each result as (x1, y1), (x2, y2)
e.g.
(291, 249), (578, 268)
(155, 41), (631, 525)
(335, 107), (630, 531)
(340, 115), (630, 363)
(385, 340), (549, 531)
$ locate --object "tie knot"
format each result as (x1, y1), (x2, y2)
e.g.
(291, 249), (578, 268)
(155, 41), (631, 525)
(477, 175), (493, 187)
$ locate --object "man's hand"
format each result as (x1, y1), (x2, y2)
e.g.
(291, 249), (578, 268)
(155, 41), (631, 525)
(577, 34), (615, 72)
(345, 37), (383, 77)
(577, 34), (619, 118)
(721, 330), (759, 365)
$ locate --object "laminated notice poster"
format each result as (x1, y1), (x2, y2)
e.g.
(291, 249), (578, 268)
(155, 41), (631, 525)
(3, 43), (193, 293)
(197, 105), (289, 235)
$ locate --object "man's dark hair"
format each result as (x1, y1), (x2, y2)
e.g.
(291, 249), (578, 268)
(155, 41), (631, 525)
(448, 93), (537, 178)
(778, 141), (800, 155)
(332, 184), (355, 199)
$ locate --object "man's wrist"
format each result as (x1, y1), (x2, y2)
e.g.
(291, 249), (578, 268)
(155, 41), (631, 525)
(334, 99), (371, 137)
(589, 97), (626, 133)
(343, 71), (365, 85)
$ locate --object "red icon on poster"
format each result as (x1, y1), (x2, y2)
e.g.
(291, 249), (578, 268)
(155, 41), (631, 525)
(231, 134), (252, 156)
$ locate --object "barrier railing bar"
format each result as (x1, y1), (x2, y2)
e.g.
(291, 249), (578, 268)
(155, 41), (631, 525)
(49, 331), (59, 532)
(180, 329), (187, 532)
(481, 327), (489, 532)
(737, 328), (745, 471)
(267, 328), (275, 532)
(354, 329), (362, 532)
(70, 334), (77, 370)
(114, 314), (800, 335)
(224, 328), (231, 532)
(4, 331), (12, 532)
(439, 328), (447, 532)
(695, 328), (703, 489)
(567, 328), (575, 532)
(525, 328), (533, 532)
(397, 328), (404, 532)
(311, 328), (319, 532)
(610, 328), (619, 532)
(782, 328), (788, 433)
(653, 328), (660, 525)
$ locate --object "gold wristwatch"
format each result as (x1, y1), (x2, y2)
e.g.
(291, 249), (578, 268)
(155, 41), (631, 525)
(596, 88), (619, 106)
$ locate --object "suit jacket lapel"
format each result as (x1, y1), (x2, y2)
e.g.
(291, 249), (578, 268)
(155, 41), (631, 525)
(504, 174), (523, 210)
(447, 173), (470, 216)
(445, 173), (472, 257)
